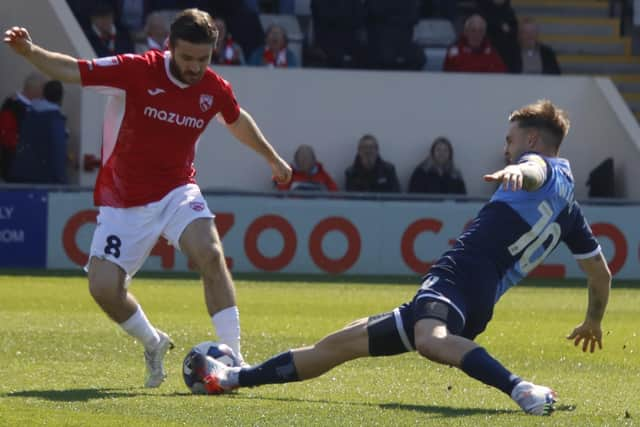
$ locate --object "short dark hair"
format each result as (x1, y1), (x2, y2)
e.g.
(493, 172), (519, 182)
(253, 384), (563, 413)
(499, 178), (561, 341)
(509, 99), (570, 149)
(169, 8), (218, 47)
(359, 134), (378, 147)
(43, 80), (63, 105)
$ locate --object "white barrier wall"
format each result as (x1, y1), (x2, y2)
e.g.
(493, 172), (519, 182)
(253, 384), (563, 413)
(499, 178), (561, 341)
(47, 192), (638, 279)
(3, 2), (640, 198)
(197, 69), (640, 200)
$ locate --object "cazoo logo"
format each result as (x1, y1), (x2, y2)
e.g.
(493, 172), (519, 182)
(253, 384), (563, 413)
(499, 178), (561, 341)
(143, 106), (205, 129)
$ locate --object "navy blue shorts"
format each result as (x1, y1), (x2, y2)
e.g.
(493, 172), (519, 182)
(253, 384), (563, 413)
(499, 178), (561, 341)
(366, 262), (499, 355)
(412, 268), (497, 340)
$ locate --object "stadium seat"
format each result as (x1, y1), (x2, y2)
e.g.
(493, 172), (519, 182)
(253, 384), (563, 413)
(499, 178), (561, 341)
(413, 19), (456, 48)
(424, 47), (448, 71)
(259, 14), (304, 66)
(295, 0), (312, 16)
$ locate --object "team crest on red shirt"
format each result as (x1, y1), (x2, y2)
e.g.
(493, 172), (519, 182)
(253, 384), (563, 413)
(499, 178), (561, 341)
(199, 94), (213, 112)
(189, 201), (205, 212)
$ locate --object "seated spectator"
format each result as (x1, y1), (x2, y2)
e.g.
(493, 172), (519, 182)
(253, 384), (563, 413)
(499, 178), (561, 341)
(443, 14), (507, 73)
(408, 137), (466, 194)
(211, 17), (245, 65)
(511, 17), (561, 74)
(345, 134), (400, 193)
(0, 72), (46, 181)
(476, 0), (519, 72)
(86, 2), (134, 57)
(249, 25), (298, 67)
(310, 0), (367, 68)
(365, 0), (426, 70)
(135, 11), (169, 53)
(276, 144), (338, 191)
(8, 81), (69, 184)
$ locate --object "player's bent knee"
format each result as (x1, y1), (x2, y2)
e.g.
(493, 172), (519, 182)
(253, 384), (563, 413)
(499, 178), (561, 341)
(88, 277), (122, 304)
(192, 243), (225, 270)
(87, 260), (126, 303)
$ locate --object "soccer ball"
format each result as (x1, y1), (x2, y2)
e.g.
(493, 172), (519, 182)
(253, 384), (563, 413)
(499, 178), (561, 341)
(182, 341), (240, 394)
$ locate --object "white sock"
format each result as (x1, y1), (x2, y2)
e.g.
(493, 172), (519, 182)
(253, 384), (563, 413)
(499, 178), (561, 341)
(120, 305), (160, 350)
(212, 306), (242, 360)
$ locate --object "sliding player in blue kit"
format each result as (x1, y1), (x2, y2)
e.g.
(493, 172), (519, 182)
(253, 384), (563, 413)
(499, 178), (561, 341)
(195, 100), (612, 416)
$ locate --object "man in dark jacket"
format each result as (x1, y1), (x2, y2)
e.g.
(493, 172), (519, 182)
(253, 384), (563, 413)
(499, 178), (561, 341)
(8, 80), (68, 184)
(511, 17), (561, 75)
(86, 2), (134, 57)
(0, 72), (46, 180)
(345, 134), (400, 192)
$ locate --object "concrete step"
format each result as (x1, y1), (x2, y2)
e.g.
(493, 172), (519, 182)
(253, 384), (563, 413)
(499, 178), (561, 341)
(608, 74), (640, 92)
(559, 55), (640, 74)
(540, 35), (630, 56)
(609, 74), (640, 92)
(536, 17), (618, 37)
(621, 92), (640, 112)
(513, 1), (609, 18)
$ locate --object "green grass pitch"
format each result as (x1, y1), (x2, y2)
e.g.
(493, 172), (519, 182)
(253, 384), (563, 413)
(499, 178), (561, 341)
(0, 272), (638, 426)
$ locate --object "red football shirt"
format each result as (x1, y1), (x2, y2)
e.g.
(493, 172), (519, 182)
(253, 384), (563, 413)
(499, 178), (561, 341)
(78, 50), (241, 207)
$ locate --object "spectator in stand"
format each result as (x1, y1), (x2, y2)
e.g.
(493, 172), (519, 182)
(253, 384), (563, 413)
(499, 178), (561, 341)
(408, 136), (466, 195)
(365, 0), (426, 70)
(117, 0), (151, 35)
(443, 14), (507, 73)
(86, 2), (134, 57)
(249, 25), (298, 67)
(0, 72), (46, 181)
(211, 17), (245, 65)
(276, 144), (338, 192)
(345, 134), (400, 193)
(512, 17), (561, 74)
(135, 11), (169, 53)
(8, 80), (69, 184)
(476, 0), (519, 72)
(310, 0), (367, 68)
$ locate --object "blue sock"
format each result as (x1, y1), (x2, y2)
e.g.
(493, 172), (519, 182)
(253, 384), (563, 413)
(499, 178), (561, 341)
(460, 347), (522, 395)
(238, 351), (300, 387)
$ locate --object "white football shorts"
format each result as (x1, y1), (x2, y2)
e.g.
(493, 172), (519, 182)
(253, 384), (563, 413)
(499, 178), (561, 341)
(87, 183), (214, 279)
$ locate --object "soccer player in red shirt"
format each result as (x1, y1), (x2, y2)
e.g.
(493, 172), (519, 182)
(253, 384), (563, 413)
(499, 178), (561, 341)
(4, 9), (292, 388)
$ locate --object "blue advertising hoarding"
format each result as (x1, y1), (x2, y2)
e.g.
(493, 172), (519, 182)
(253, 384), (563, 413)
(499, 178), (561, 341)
(0, 190), (47, 268)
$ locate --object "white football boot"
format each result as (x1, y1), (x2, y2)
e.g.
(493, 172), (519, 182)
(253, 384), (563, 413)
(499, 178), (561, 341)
(200, 357), (241, 394)
(511, 381), (557, 415)
(144, 329), (174, 388)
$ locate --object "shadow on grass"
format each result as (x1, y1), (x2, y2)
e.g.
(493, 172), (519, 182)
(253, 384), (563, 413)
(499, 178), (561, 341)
(3, 388), (188, 402)
(221, 393), (546, 417)
(223, 393), (578, 417)
(381, 402), (574, 416)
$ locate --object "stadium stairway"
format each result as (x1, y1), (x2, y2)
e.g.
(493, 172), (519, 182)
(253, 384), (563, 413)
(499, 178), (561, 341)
(512, 0), (640, 120)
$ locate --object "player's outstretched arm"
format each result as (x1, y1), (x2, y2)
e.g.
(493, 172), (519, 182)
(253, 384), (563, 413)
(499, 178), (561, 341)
(484, 156), (547, 192)
(567, 252), (611, 353)
(4, 26), (80, 84)
(225, 108), (292, 184)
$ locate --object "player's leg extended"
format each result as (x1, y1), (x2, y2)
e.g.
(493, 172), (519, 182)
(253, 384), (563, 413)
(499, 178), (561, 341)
(210, 316), (371, 391)
(291, 317), (371, 380)
(207, 305), (415, 393)
(179, 217), (243, 359)
(413, 304), (555, 415)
